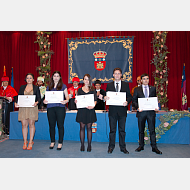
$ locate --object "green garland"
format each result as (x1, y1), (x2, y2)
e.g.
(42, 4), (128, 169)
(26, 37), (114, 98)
(144, 110), (190, 144)
(34, 31), (54, 86)
(151, 31), (170, 110)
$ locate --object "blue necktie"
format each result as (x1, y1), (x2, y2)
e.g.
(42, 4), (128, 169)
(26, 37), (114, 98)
(144, 86), (148, 98)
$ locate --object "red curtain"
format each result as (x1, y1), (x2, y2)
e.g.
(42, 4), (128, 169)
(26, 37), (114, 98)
(0, 31), (189, 110)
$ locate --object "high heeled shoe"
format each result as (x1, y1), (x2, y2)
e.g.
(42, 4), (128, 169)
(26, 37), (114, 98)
(87, 146), (91, 152)
(27, 141), (34, 150)
(23, 141), (28, 150)
(80, 145), (85, 152)
(57, 144), (62, 151)
(49, 142), (55, 149)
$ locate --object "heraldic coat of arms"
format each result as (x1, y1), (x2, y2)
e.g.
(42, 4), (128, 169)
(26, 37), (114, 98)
(93, 50), (107, 71)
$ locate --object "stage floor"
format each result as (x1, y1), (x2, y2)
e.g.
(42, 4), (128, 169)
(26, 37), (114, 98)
(1, 139), (190, 158)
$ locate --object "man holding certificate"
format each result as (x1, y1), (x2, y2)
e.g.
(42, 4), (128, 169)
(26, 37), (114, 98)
(133, 73), (162, 154)
(104, 68), (132, 154)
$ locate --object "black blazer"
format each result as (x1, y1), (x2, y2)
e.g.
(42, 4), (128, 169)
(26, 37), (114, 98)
(14, 84), (41, 104)
(106, 81), (132, 117)
(133, 85), (156, 117)
(95, 89), (106, 110)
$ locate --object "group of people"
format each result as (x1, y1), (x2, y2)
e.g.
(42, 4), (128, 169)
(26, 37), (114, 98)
(0, 67), (162, 155)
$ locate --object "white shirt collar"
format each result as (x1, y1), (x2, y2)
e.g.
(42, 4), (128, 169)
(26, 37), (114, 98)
(142, 84), (148, 88)
(114, 80), (121, 85)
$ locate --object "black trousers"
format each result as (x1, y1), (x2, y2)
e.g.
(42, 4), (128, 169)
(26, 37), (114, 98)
(108, 114), (126, 150)
(47, 107), (66, 143)
(137, 113), (156, 148)
(2, 102), (13, 134)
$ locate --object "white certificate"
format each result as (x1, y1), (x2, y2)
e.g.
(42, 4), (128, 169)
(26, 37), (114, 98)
(138, 97), (159, 111)
(45, 91), (63, 103)
(106, 91), (126, 106)
(76, 94), (95, 109)
(18, 95), (36, 107)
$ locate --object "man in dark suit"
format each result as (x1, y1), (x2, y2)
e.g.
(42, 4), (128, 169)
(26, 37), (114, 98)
(104, 68), (132, 154)
(133, 73), (162, 154)
(94, 80), (106, 110)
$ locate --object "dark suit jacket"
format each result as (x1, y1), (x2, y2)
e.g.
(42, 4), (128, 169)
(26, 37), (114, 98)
(133, 85), (156, 117)
(95, 89), (106, 110)
(106, 81), (132, 117)
(14, 84), (41, 104)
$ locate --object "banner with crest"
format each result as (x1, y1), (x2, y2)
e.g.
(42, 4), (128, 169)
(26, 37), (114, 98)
(67, 36), (134, 83)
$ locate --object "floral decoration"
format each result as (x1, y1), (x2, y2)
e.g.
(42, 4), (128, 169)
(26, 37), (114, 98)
(34, 31), (54, 86)
(144, 110), (190, 144)
(151, 31), (170, 110)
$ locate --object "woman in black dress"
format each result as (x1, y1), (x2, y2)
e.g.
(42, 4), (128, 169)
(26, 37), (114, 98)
(75, 74), (97, 152)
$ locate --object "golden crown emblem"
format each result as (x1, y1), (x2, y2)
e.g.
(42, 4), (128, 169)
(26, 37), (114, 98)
(93, 50), (107, 58)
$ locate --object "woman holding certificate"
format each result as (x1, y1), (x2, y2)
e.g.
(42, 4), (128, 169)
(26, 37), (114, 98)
(75, 74), (97, 152)
(43, 71), (69, 151)
(15, 73), (41, 150)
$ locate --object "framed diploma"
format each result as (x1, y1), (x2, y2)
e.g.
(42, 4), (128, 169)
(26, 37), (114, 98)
(75, 94), (95, 109)
(138, 97), (159, 111)
(106, 91), (126, 106)
(18, 95), (36, 107)
(45, 91), (63, 103)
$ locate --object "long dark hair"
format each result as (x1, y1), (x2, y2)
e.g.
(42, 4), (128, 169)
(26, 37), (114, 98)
(49, 71), (64, 90)
(25, 73), (34, 83)
(83, 74), (94, 91)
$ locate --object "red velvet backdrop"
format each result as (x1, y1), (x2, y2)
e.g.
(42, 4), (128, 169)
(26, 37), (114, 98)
(0, 31), (189, 110)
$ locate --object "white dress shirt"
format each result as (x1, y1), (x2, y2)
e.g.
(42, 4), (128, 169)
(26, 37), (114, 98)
(142, 84), (149, 97)
(114, 80), (121, 92)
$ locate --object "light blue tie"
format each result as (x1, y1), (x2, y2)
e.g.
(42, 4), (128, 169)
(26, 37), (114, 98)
(144, 86), (148, 98)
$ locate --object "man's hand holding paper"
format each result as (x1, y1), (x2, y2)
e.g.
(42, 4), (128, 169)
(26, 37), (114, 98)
(138, 97), (159, 111)
(105, 91), (126, 106)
